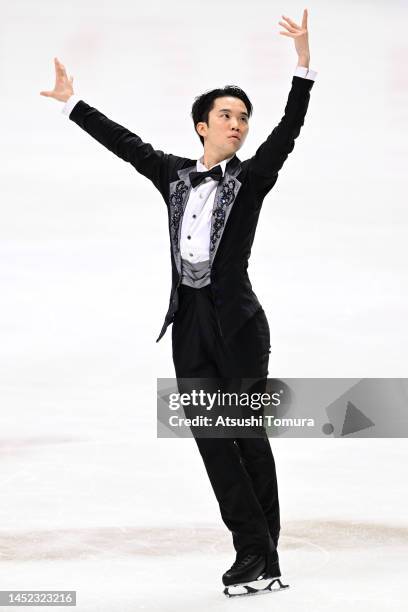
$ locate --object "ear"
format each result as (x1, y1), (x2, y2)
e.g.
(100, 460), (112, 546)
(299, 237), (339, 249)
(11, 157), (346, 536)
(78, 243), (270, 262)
(196, 121), (208, 138)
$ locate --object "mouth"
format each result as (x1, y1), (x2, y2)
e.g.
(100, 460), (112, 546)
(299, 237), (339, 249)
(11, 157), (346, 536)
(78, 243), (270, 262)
(228, 135), (241, 141)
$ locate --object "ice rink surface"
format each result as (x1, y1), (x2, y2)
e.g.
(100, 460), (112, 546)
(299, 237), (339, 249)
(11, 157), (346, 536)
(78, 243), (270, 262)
(0, 390), (406, 610)
(1, 0), (408, 609)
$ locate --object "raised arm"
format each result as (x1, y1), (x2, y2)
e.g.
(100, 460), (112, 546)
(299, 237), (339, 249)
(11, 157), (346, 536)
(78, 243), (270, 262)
(248, 9), (316, 190)
(40, 58), (171, 194)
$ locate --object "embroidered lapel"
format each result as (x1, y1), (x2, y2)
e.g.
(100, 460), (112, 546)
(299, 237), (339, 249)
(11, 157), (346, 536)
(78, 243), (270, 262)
(209, 158), (242, 266)
(168, 165), (195, 276)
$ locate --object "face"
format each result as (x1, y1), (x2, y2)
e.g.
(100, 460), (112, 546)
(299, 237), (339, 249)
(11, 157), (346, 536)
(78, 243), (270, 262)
(196, 96), (249, 157)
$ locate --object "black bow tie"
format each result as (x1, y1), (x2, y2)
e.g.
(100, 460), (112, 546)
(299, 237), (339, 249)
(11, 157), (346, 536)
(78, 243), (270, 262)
(189, 165), (223, 188)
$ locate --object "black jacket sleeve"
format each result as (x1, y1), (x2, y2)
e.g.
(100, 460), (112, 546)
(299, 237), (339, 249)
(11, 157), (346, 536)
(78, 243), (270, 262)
(247, 75), (315, 192)
(68, 100), (173, 195)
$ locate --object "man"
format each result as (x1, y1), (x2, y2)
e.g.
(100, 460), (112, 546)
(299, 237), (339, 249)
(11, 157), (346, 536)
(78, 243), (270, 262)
(41, 9), (316, 595)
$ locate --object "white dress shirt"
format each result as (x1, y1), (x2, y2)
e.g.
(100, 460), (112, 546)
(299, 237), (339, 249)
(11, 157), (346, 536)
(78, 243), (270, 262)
(62, 64), (317, 267)
(179, 154), (234, 263)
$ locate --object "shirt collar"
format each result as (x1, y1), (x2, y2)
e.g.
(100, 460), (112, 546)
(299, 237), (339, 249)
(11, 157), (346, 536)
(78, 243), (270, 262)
(196, 154), (234, 175)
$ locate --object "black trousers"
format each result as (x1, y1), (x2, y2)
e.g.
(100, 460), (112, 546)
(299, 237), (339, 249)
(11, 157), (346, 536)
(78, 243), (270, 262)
(172, 283), (281, 575)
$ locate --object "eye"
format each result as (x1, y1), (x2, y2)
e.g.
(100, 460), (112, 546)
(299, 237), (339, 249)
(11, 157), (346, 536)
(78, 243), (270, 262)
(241, 117), (248, 123)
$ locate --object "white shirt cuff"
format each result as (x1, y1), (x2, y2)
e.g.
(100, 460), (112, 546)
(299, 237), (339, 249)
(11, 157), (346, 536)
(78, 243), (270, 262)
(293, 65), (317, 81)
(61, 94), (81, 117)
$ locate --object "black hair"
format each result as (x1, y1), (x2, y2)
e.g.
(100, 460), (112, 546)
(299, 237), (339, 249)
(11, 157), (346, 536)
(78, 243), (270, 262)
(191, 85), (253, 146)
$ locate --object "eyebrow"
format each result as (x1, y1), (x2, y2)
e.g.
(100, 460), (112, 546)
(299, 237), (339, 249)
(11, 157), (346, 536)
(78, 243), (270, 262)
(218, 108), (249, 117)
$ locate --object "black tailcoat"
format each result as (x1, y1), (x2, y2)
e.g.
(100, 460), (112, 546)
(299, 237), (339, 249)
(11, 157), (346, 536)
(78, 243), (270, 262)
(68, 76), (314, 342)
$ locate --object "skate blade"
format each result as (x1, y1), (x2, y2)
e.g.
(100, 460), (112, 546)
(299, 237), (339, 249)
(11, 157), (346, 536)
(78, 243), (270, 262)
(223, 577), (289, 598)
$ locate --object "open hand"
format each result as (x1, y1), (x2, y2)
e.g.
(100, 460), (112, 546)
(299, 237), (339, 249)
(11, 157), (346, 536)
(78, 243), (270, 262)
(40, 57), (74, 102)
(278, 8), (310, 63)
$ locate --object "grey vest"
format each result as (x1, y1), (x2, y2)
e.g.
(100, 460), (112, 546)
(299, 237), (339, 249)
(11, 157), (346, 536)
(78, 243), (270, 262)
(180, 258), (211, 288)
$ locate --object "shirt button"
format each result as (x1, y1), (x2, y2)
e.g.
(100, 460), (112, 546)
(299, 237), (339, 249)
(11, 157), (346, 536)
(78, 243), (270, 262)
(199, 193), (203, 199)
(189, 253), (193, 257)
(192, 214), (196, 218)
(187, 235), (191, 239)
